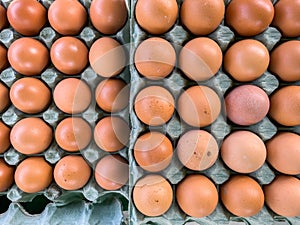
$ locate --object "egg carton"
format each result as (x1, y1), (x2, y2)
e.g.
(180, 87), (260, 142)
(128, 0), (299, 225)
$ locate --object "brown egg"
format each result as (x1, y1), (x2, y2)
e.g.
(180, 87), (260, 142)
(0, 159), (14, 192)
(95, 78), (129, 113)
(0, 121), (10, 153)
(272, 0), (300, 37)
(53, 78), (91, 114)
(266, 132), (300, 175)
(8, 38), (49, 76)
(134, 131), (173, 172)
(226, 0), (274, 36)
(134, 86), (174, 126)
(7, 0), (47, 36)
(50, 37), (88, 75)
(10, 118), (52, 155)
(54, 155), (91, 190)
(95, 154), (129, 190)
(178, 86), (221, 127)
(133, 174), (173, 216)
(135, 0), (178, 35)
(0, 45), (8, 72)
(10, 78), (51, 114)
(269, 41), (300, 82)
(224, 40), (269, 82)
(180, 0), (224, 35)
(55, 117), (92, 152)
(225, 85), (269, 126)
(0, 5), (8, 30)
(15, 157), (53, 193)
(94, 116), (130, 152)
(0, 82), (10, 113)
(264, 175), (300, 217)
(134, 37), (176, 80)
(221, 175), (264, 217)
(89, 37), (126, 78)
(221, 131), (266, 173)
(176, 174), (218, 218)
(48, 0), (87, 35)
(269, 86), (300, 126)
(177, 130), (218, 171)
(90, 0), (127, 35)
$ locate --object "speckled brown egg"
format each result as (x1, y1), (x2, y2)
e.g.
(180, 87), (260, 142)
(0, 82), (10, 113)
(176, 174), (218, 218)
(221, 175), (264, 217)
(134, 37), (176, 80)
(134, 131), (173, 172)
(0, 5), (8, 30)
(10, 77), (51, 114)
(178, 86), (221, 127)
(0, 45), (8, 72)
(53, 78), (91, 114)
(89, 37), (126, 78)
(264, 175), (300, 217)
(226, 0), (274, 36)
(95, 154), (129, 190)
(95, 78), (129, 113)
(10, 118), (52, 155)
(134, 86), (174, 126)
(0, 121), (10, 153)
(0, 159), (14, 192)
(269, 86), (300, 126)
(224, 39), (269, 82)
(15, 157), (53, 193)
(177, 130), (218, 171)
(180, 0), (224, 35)
(55, 117), (92, 152)
(90, 0), (127, 35)
(225, 85), (270, 126)
(266, 132), (300, 175)
(133, 174), (173, 216)
(94, 116), (130, 152)
(221, 131), (266, 173)
(7, 0), (47, 36)
(269, 41), (300, 82)
(179, 37), (222, 81)
(48, 0), (87, 35)
(272, 0), (300, 37)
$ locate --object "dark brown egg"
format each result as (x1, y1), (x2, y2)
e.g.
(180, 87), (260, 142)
(0, 44), (8, 72)
(0, 159), (14, 192)
(0, 5), (8, 30)
(0, 121), (10, 153)
(0, 82), (10, 113)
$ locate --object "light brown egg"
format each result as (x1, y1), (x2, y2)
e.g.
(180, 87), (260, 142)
(48, 0), (87, 35)
(133, 174), (173, 216)
(54, 155), (91, 190)
(0, 159), (14, 192)
(89, 37), (126, 78)
(10, 77), (51, 114)
(269, 86), (300, 126)
(225, 85), (269, 126)
(0, 5), (8, 30)
(224, 39), (269, 82)
(0, 82), (10, 113)
(8, 38), (49, 76)
(135, 0), (178, 35)
(95, 154), (129, 190)
(269, 41), (300, 82)
(221, 175), (264, 217)
(177, 86), (221, 127)
(134, 86), (174, 126)
(226, 0), (274, 36)
(180, 0), (224, 35)
(134, 131), (173, 172)
(15, 157), (53, 193)
(266, 132), (300, 175)
(134, 37), (176, 80)
(53, 78), (91, 114)
(95, 78), (129, 113)
(176, 174), (218, 218)
(55, 117), (92, 152)
(0, 121), (10, 153)
(10, 118), (52, 155)
(177, 130), (218, 171)
(0, 45), (8, 72)
(179, 37), (222, 81)
(90, 0), (127, 35)
(221, 131), (266, 173)
(264, 175), (300, 217)
(94, 116), (130, 152)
